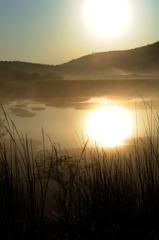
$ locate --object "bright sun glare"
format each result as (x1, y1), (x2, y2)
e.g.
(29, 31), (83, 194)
(84, 0), (131, 37)
(86, 106), (132, 147)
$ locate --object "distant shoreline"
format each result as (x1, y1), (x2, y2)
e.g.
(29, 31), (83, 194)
(0, 79), (159, 102)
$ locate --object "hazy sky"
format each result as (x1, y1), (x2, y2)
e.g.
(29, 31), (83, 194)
(0, 0), (159, 65)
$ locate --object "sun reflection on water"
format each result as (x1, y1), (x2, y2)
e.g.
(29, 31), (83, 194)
(85, 105), (133, 147)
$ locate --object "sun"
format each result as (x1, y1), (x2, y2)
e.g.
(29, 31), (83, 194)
(84, 0), (132, 37)
(85, 106), (132, 147)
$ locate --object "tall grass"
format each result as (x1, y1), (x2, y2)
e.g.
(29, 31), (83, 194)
(0, 102), (159, 239)
(0, 106), (54, 239)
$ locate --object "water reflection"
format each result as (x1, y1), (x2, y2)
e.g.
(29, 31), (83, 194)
(85, 106), (134, 147)
(1, 97), (159, 150)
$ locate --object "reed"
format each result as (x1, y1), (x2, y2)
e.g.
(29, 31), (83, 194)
(0, 102), (159, 239)
(0, 106), (54, 239)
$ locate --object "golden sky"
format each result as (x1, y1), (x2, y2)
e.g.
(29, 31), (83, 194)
(0, 0), (159, 65)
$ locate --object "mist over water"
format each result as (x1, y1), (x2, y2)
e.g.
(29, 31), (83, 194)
(2, 87), (159, 150)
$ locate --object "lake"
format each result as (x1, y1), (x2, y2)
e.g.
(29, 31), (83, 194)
(3, 87), (159, 149)
(1, 79), (159, 151)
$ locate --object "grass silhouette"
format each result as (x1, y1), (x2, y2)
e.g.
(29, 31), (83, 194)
(0, 102), (159, 239)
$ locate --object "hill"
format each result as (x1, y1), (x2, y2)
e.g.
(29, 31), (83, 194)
(57, 41), (159, 77)
(1, 41), (159, 79)
(0, 62), (63, 81)
(0, 61), (56, 73)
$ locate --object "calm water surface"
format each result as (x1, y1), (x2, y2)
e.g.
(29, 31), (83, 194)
(2, 97), (159, 150)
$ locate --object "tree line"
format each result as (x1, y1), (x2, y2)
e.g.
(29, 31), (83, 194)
(0, 66), (63, 81)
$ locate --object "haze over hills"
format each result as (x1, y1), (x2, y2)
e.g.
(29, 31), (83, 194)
(1, 41), (159, 79)
(59, 41), (159, 77)
(1, 42), (159, 102)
